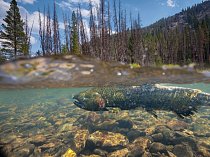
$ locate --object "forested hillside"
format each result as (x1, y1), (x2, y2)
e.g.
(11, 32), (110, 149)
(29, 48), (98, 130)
(143, 0), (210, 65)
(1, 0), (210, 66)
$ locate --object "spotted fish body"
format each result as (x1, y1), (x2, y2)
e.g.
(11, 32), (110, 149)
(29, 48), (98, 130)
(73, 84), (210, 118)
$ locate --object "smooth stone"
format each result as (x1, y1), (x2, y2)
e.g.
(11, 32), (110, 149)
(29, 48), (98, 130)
(149, 142), (167, 154)
(166, 120), (188, 131)
(127, 130), (146, 142)
(127, 145), (145, 157)
(12, 144), (35, 157)
(108, 148), (129, 157)
(154, 125), (175, 144)
(173, 144), (193, 157)
(127, 137), (151, 157)
(62, 148), (76, 157)
(117, 119), (133, 129)
(58, 123), (77, 133)
(132, 137), (151, 150)
(30, 134), (47, 146)
(74, 129), (89, 152)
(151, 133), (163, 142)
(171, 137), (198, 151)
(93, 149), (108, 156)
(39, 142), (56, 151)
(197, 146), (210, 157)
(87, 131), (128, 150)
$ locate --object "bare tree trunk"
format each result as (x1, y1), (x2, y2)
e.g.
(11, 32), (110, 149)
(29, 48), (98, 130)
(38, 8), (46, 56)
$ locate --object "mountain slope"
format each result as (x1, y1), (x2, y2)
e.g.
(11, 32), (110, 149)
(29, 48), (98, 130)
(145, 1), (210, 31)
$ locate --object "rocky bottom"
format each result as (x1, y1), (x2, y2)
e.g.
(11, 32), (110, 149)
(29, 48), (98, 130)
(0, 98), (210, 157)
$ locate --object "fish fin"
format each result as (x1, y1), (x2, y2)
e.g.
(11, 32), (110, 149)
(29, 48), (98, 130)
(145, 108), (158, 119)
(174, 107), (198, 118)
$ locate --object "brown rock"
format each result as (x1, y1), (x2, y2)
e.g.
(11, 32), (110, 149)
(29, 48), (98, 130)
(74, 129), (89, 152)
(127, 137), (151, 157)
(108, 148), (129, 157)
(173, 144), (193, 157)
(149, 142), (167, 154)
(167, 120), (188, 131)
(87, 131), (129, 148)
(30, 134), (47, 146)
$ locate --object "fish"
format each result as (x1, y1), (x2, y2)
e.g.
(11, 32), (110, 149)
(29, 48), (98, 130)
(73, 84), (210, 118)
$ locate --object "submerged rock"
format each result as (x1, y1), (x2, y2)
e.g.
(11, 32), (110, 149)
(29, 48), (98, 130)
(127, 137), (151, 157)
(12, 144), (35, 157)
(127, 130), (146, 142)
(93, 148), (108, 156)
(166, 120), (188, 131)
(87, 131), (128, 150)
(149, 142), (167, 154)
(108, 148), (129, 157)
(30, 134), (47, 146)
(62, 148), (76, 157)
(74, 129), (89, 152)
(173, 144), (193, 157)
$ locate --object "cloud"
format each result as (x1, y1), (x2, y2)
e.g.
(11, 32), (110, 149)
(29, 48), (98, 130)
(17, 0), (36, 4)
(167, 0), (175, 7)
(58, 0), (100, 14)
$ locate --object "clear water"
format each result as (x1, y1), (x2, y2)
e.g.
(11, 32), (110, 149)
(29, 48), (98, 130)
(0, 84), (210, 157)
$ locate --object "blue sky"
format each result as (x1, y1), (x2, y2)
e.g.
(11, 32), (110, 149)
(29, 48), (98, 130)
(0, 0), (205, 53)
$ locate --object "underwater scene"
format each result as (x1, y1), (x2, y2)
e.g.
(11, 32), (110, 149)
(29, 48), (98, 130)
(0, 83), (210, 157)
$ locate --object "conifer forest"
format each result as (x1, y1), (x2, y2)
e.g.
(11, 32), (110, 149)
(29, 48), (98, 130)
(0, 0), (210, 66)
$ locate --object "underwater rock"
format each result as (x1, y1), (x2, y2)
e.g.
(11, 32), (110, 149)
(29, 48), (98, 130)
(12, 144), (35, 157)
(153, 125), (175, 144)
(166, 120), (188, 131)
(127, 137), (151, 156)
(80, 155), (101, 157)
(94, 120), (118, 132)
(191, 123), (210, 137)
(151, 133), (164, 142)
(93, 148), (108, 156)
(132, 137), (151, 150)
(74, 129), (89, 153)
(117, 119), (133, 129)
(197, 146), (210, 157)
(145, 126), (156, 135)
(108, 148), (129, 157)
(149, 142), (167, 154)
(171, 136), (198, 151)
(62, 148), (77, 157)
(87, 131), (128, 150)
(39, 142), (56, 151)
(127, 130), (146, 142)
(173, 144), (193, 157)
(58, 123), (77, 133)
(199, 137), (210, 149)
(30, 134), (47, 146)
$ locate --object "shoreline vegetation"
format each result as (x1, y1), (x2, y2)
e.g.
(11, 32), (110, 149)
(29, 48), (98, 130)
(0, 0), (210, 67)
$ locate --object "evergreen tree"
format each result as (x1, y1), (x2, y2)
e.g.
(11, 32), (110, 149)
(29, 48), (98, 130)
(71, 11), (80, 55)
(0, 0), (26, 59)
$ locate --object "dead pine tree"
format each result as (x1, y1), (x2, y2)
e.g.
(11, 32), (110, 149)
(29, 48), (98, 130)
(38, 8), (46, 56)
(53, 0), (61, 55)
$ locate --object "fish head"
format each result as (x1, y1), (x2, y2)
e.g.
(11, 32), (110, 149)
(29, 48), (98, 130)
(73, 90), (107, 111)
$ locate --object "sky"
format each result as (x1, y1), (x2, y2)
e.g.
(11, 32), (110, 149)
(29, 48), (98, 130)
(0, 0), (205, 54)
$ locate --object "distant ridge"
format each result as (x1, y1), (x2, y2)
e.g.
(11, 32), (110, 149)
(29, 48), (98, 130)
(145, 1), (210, 31)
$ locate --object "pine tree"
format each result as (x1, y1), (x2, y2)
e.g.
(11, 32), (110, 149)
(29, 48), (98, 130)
(0, 0), (26, 59)
(71, 11), (80, 55)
